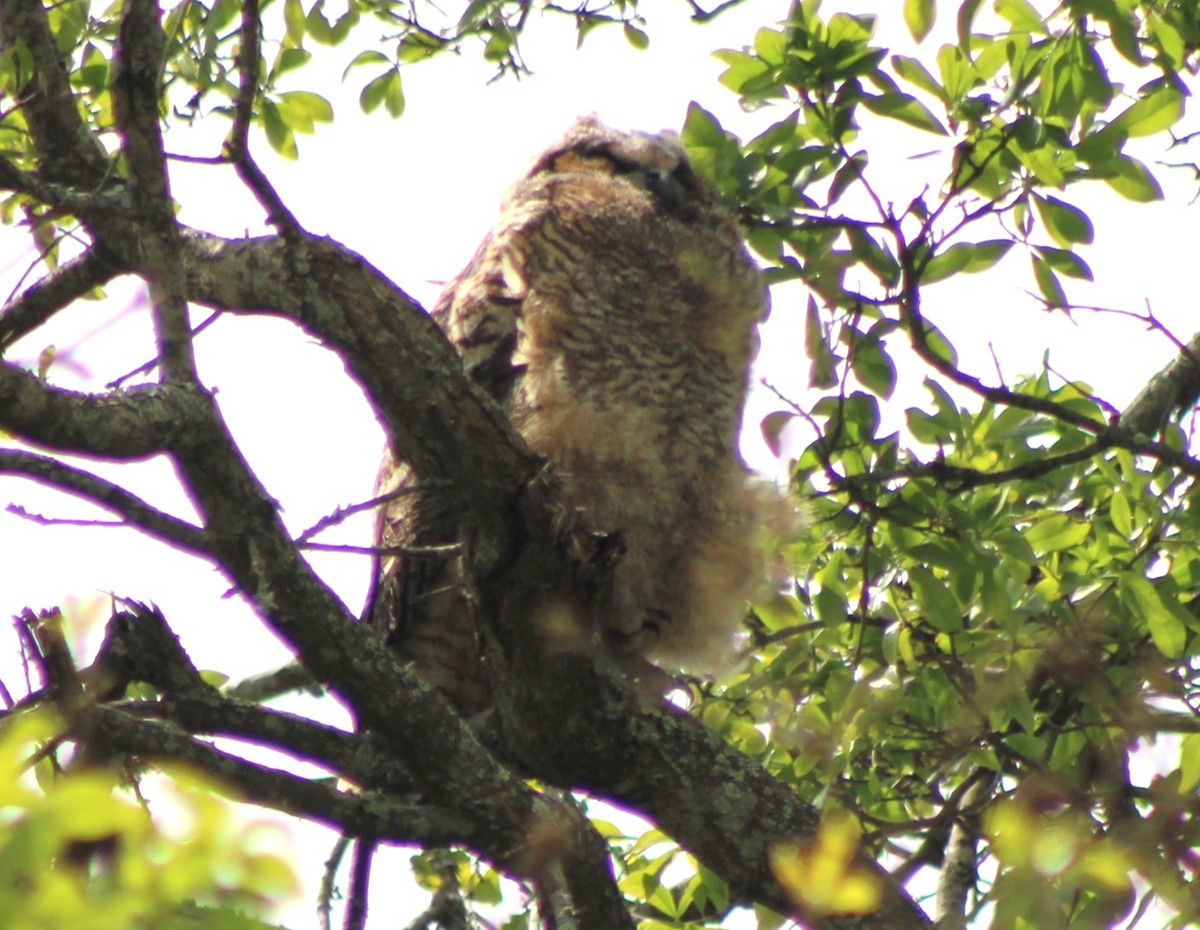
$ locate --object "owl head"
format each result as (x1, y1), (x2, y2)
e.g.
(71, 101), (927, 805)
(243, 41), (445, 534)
(521, 116), (710, 217)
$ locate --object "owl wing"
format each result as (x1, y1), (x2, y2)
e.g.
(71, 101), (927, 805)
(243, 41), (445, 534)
(367, 226), (530, 717)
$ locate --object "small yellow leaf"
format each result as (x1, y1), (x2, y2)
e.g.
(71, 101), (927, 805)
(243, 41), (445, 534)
(769, 814), (882, 916)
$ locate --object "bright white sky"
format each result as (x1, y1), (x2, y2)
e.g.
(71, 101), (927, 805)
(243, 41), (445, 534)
(0, 0), (1196, 926)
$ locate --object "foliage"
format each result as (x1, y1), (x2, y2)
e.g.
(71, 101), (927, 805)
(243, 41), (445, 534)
(2, 1), (1200, 929)
(0, 710), (295, 930)
(681, 3), (1200, 927)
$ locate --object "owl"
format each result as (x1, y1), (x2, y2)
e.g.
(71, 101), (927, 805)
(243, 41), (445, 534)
(369, 116), (781, 715)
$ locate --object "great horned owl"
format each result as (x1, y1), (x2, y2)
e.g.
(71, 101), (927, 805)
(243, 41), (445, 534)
(370, 116), (780, 714)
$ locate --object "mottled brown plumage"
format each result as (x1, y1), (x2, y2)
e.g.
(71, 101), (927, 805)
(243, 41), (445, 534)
(370, 117), (780, 714)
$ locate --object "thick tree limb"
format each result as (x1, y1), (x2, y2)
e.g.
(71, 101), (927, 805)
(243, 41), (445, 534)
(1123, 329), (1200, 437)
(493, 636), (929, 929)
(179, 231), (538, 551)
(935, 773), (996, 930)
(425, 521), (934, 930)
(0, 364), (213, 458)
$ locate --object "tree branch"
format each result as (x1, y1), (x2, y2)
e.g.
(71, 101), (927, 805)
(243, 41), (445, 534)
(1123, 329), (1200, 437)
(227, 0), (301, 234)
(0, 449), (208, 553)
(112, 0), (197, 385)
(179, 231), (538, 546)
(0, 363), (209, 458)
(483, 534), (932, 930)
(0, 248), (123, 349)
(82, 704), (479, 845)
(0, 0), (110, 187)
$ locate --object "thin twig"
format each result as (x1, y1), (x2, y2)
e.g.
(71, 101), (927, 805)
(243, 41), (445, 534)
(295, 484), (438, 545)
(0, 449), (210, 554)
(227, 0), (301, 234)
(319, 835), (351, 930)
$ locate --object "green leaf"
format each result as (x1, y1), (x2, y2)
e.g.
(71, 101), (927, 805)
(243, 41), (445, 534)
(261, 101), (297, 159)
(274, 91), (333, 133)
(1180, 733), (1200, 792)
(754, 27), (787, 66)
(1032, 246), (1092, 281)
(1109, 491), (1132, 538)
(1120, 574), (1190, 659)
(861, 92), (947, 135)
(1104, 156), (1163, 202)
(272, 47), (312, 79)
(922, 320), (958, 366)
(956, 0), (984, 52)
(483, 30), (512, 62)
(681, 102), (728, 150)
(1111, 84), (1185, 138)
(1004, 732), (1046, 761)
(850, 336), (897, 399)
(343, 50), (390, 81)
(1033, 194), (1094, 247)
(714, 49), (772, 95)
(903, 0), (935, 43)
(805, 294), (839, 389)
(994, 0), (1046, 34)
(398, 34), (445, 63)
(1022, 514), (1090, 554)
(1150, 14), (1186, 69)
(890, 55), (947, 102)
(923, 239), (1012, 283)
(846, 226), (899, 286)
(937, 44), (976, 102)
(359, 70), (404, 118)
(305, 1), (358, 45)
(623, 23), (649, 51)
(1031, 255), (1068, 307)
(283, 0), (306, 45)
(909, 567), (962, 632)
(1013, 142), (1065, 187)
(827, 152), (867, 205)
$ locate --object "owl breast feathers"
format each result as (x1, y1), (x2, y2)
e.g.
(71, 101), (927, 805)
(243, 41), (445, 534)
(371, 116), (785, 713)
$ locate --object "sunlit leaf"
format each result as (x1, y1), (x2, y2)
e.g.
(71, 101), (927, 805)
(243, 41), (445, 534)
(923, 239), (1012, 283)
(909, 566), (962, 631)
(903, 0), (935, 43)
(623, 23), (649, 51)
(1031, 254), (1068, 307)
(769, 815), (881, 916)
(1120, 574), (1191, 659)
(994, 0), (1046, 34)
(1111, 85), (1185, 138)
(1033, 195), (1093, 246)
(1180, 733), (1200, 792)
(1023, 514), (1090, 554)
(890, 54), (947, 102)
(861, 92), (947, 134)
(1032, 246), (1092, 281)
(1103, 156), (1163, 202)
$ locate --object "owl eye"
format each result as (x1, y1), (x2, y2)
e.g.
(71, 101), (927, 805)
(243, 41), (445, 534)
(641, 168), (688, 211)
(598, 151), (703, 213)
